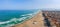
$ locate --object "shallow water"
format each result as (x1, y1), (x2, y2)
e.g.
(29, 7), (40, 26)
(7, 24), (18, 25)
(0, 9), (39, 27)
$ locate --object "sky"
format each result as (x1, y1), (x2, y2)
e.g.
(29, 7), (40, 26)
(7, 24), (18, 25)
(0, 0), (60, 10)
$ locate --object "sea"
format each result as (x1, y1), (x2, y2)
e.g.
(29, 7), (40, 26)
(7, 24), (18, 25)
(0, 9), (39, 27)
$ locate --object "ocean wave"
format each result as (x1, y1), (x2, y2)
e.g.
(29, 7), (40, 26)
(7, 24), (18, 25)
(0, 11), (39, 27)
(0, 18), (17, 24)
(21, 12), (37, 17)
(0, 17), (26, 27)
(18, 17), (27, 21)
(0, 13), (32, 24)
(21, 13), (33, 16)
(0, 21), (10, 24)
(0, 15), (34, 27)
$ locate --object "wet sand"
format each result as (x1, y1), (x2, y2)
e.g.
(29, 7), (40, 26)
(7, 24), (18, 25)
(12, 12), (44, 27)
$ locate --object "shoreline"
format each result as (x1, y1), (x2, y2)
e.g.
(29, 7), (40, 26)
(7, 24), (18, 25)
(10, 10), (40, 27)
(11, 10), (44, 27)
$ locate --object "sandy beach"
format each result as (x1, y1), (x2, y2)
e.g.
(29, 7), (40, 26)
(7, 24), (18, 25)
(11, 11), (44, 27)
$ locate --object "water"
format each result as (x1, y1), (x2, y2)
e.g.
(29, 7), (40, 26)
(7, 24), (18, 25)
(0, 9), (39, 27)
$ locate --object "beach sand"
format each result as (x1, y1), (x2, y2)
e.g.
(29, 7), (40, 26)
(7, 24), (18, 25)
(12, 12), (45, 27)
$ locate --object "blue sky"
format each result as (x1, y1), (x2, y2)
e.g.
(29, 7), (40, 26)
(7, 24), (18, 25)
(0, 0), (60, 10)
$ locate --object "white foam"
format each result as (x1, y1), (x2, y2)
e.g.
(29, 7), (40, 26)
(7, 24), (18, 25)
(0, 21), (10, 24)
(0, 18), (17, 24)
(21, 13), (33, 16)
(0, 14), (36, 25)
(10, 18), (17, 21)
(21, 11), (38, 17)
(0, 22), (6, 24)
(21, 15), (25, 16)
(26, 14), (33, 15)
(0, 10), (40, 27)
(18, 17), (27, 21)
(0, 17), (28, 24)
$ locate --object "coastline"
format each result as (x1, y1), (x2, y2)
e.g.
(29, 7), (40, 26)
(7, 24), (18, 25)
(0, 10), (40, 27)
(11, 10), (44, 27)
(9, 10), (40, 27)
